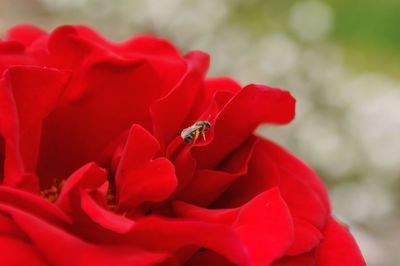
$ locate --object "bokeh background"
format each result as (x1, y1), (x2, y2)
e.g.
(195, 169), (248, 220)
(1, 0), (399, 265)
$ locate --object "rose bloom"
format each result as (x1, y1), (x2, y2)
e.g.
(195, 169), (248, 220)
(0, 25), (365, 266)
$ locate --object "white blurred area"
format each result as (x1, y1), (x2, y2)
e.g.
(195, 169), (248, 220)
(1, 0), (399, 265)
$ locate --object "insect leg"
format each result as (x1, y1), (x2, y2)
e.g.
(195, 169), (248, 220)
(193, 129), (200, 144)
(201, 131), (206, 141)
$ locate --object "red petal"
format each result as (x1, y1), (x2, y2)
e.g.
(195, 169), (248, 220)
(56, 162), (107, 214)
(2, 204), (169, 266)
(151, 51), (209, 149)
(119, 34), (186, 95)
(272, 250), (316, 266)
(173, 201), (239, 224)
(6, 25), (47, 47)
(204, 77), (241, 109)
(0, 212), (26, 239)
(316, 218), (365, 266)
(260, 139), (330, 255)
(288, 218), (323, 255)
(211, 139), (280, 208)
(175, 188), (294, 266)
(47, 25), (91, 68)
(0, 42), (37, 75)
(185, 250), (232, 266)
(260, 139), (330, 212)
(38, 54), (163, 183)
(0, 185), (71, 225)
(128, 216), (250, 266)
(235, 188), (294, 266)
(115, 125), (177, 211)
(192, 84), (296, 169)
(0, 66), (69, 191)
(119, 34), (182, 58)
(0, 41), (25, 54)
(55, 164), (133, 241)
(47, 25), (184, 97)
(0, 236), (46, 266)
(178, 136), (257, 206)
(0, 136), (4, 181)
(80, 189), (135, 234)
(167, 142), (197, 198)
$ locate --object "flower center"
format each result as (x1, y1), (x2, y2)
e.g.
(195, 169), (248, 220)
(106, 189), (117, 211)
(40, 179), (65, 202)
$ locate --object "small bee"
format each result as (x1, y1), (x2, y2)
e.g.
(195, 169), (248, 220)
(181, 120), (211, 144)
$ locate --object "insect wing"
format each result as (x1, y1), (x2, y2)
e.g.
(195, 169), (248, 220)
(181, 125), (196, 138)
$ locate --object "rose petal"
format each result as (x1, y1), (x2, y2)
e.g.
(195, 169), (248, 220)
(0, 39), (39, 75)
(80, 189), (135, 234)
(260, 138), (330, 212)
(38, 54), (163, 183)
(204, 77), (241, 110)
(235, 188), (293, 265)
(167, 142), (197, 199)
(56, 162), (107, 214)
(71, 25), (186, 97)
(0, 185), (71, 225)
(192, 84), (296, 169)
(36, 26), (172, 185)
(272, 250), (316, 266)
(119, 34), (186, 95)
(115, 125), (177, 211)
(239, 138), (328, 255)
(316, 218), (365, 266)
(288, 218), (323, 255)
(128, 216), (250, 266)
(279, 169), (327, 255)
(178, 136), (257, 206)
(211, 140), (280, 208)
(0, 41), (25, 54)
(0, 135), (5, 181)
(173, 201), (239, 224)
(185, 249), (232, 266)
(0, 212), (26, 239)
(55, 164), (134, 243)
(257, 138), (331, 255)
(6, 25), (47, 47)
(119, 34), (182, 58)
(0, 236), (46, 266)
(151, 51), (209, 149)
(175, 188), (294, 266)
(46, 26), (92, 68)
(1, 204), (169, 266)
(0, 66), (69, 191)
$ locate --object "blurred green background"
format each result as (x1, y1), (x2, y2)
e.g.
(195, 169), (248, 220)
(1, 0), (399, 265)
(230, 0), (400, 76)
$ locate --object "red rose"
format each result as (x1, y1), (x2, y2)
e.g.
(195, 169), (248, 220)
(0, 25), (365, 265)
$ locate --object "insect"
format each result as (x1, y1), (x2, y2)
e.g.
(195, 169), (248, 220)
(181, 120), (211, 144)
